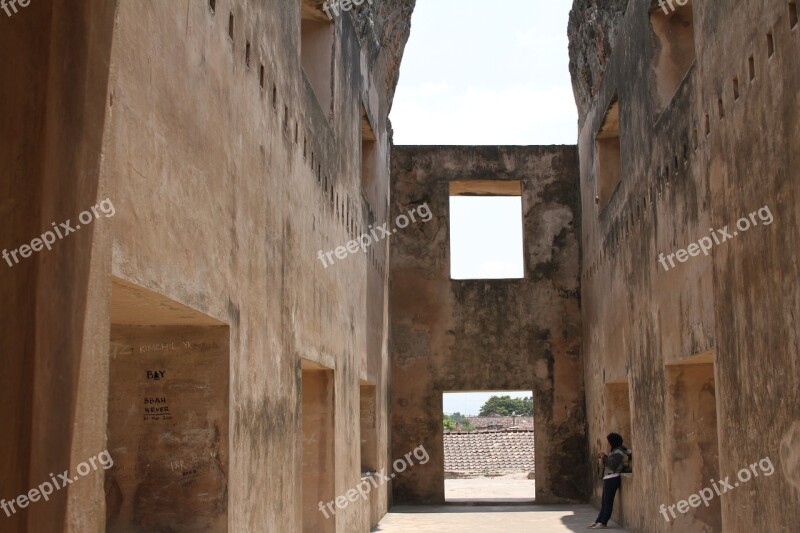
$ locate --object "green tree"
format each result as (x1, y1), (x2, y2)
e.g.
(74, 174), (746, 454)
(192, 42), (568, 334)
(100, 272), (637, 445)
(444, 413), (475, 431)
(478, 395), (533, 416)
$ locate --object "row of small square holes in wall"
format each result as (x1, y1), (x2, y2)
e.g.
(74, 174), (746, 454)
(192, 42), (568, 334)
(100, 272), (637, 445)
(209, 0), (384, 274)
(702, 2), (797, 138)
(583, 3), (798, 283)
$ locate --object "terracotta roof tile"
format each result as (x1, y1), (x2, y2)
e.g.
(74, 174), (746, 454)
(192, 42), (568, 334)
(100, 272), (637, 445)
(443, 429), (535, 474)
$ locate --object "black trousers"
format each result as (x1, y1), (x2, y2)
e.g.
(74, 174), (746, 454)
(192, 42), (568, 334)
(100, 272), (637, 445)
(596, 476), (622, 525)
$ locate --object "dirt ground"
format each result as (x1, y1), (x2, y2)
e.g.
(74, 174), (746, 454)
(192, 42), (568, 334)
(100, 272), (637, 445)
(444, 473), (535, 502)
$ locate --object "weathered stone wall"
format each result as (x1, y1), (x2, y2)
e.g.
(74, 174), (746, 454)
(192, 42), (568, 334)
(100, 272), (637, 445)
(571, 0), (800, 530)
(0, 0), (414, 531)
(389, 146), (587, 505)
(568, 0), (629, 120)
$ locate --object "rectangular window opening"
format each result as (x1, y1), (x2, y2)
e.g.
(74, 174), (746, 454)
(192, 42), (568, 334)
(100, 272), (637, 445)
(790, 2), (798, 29)
(749, 55), (756, 81)
(301, 362), (335, 533)
(733, 77), (740, 100)
(259, 64), (265, 89)
(245, 41), (251, 68)
(209, 0), (216, 15)
(228, 11), (234, 41)
(448, 181), (524, 280)
(718, 97), (724, 119)
(767, 32), (775, 57)
(443, 391), (535, 503)
(359, 384), (379, 524)
(300, 0), (335, 118)
(361, 106), (377, 201)
(595, 95), (622, 209)
(106, 278), (230, 531)
(665, 353), (722, 531)
(650, 0), (696, 111)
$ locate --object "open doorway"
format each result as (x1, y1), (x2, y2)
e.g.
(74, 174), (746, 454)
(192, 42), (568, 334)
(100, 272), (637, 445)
(442, 390), (535, 502)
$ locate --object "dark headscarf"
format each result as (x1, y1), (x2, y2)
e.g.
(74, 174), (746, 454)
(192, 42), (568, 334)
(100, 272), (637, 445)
(607, 432), (624, 448)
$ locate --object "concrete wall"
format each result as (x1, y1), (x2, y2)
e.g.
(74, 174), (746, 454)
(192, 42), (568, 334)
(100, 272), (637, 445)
(0, 0), (413, 530)
(574, 0), (800, 530)
(389, 146), (587, 505)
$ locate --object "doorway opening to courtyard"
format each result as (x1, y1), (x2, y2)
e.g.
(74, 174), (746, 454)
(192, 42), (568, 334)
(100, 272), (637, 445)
(442, 390), (535, 503)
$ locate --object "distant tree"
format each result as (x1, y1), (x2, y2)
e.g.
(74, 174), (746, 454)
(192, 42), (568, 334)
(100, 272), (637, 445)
(444, 412), (475, 431)
(478, 395), (533, 416)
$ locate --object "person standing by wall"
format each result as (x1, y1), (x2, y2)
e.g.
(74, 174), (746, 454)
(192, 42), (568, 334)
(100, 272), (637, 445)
(589, 432), (632, 529)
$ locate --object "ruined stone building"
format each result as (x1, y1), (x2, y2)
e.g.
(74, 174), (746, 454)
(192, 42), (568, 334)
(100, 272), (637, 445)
(1, 0), (798, 532)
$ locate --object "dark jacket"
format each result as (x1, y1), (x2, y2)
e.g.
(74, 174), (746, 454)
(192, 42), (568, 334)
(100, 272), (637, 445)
(602, 432), (632, 477)
(603, 445), (632, 477)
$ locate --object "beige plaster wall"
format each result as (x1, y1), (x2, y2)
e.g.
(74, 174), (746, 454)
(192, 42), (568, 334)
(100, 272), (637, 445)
(0, 0), (409, 530)
(576, 0), (800, 530)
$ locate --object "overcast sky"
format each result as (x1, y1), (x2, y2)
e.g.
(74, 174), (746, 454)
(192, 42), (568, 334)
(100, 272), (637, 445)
(390, 0), (577, 146)
(449, 196), (524, 279)
(390, 0), (576, 277)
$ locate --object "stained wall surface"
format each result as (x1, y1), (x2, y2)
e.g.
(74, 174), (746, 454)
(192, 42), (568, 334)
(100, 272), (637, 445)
(572, 0), (800, 531)
(389, 146), (587, 505)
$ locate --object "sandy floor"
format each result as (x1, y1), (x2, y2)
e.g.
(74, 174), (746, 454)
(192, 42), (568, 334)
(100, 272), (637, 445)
(374, 504), (626, 532)
(445, 473), (535, 502)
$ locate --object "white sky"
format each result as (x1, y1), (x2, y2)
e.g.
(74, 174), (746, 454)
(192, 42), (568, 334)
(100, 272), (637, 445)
(443, 391), (533, 417)
(449, 196), (524, 279)
(390, 0), (577, 145)
(391, 1), (576, 276)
